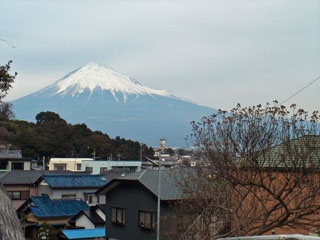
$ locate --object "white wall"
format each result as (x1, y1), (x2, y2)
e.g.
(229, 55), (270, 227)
(7, 161), (31, 170)
(48, 158), (93, 171)
(81, 160), (142, 174)
(99, 195), (106, 204)
(76, 214), (95, 229)
(38, 183), (102, 204)
(95, 208), (106, 222)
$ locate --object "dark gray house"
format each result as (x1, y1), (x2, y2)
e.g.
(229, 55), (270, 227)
(97, 169), (186, 240)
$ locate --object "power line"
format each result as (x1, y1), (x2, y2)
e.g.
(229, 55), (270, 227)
(280, 75), (320, 105)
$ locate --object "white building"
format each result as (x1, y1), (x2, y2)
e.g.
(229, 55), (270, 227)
(48, 158), (94, 172)
(0, 147), (32, 171)
(81, 160), (142, 174)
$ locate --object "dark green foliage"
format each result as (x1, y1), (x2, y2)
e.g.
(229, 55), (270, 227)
(0, 61), (16, 122)
(0, 111), (154, 161)
(37, 222), (58, 240)
(0, 61), (16, 101)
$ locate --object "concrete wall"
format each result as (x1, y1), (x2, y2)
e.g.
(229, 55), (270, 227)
(48, 158), (93, 172)
(81, 160), (142, 174)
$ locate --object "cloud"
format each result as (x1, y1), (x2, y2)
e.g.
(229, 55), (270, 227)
(1, 0), (319, 112)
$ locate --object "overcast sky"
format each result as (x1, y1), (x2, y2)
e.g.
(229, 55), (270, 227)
(1, 0), (319, 112)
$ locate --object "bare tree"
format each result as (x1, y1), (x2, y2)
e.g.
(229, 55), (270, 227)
(172, 102), (320, 239)
(0, 102), (15, 120)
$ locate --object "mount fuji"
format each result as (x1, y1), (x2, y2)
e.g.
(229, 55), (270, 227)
(11, 63), (216, 147)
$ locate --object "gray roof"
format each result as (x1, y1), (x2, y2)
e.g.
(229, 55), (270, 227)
(0, 172), (9, 180)
(99, 168), (190, 201)
(237, 135), (320, 169)
(0, 170), (43, 185)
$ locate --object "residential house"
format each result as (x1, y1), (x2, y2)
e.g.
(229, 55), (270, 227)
(48, 158), (93, 172)
(17, 195), (89, 240)
(38, 174), (108, 205)
(0, 170), (43, 209)
(81, 160), (142, 174)
(60, 228), (105, 240)
(0, 146), (32, 170)
(96, 169), (187, 240)
(70, 204), (107, 229)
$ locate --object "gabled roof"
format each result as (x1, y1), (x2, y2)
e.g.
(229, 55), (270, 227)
(61, 228), (105, 239)
(95, 204), (107, 214)
(72, 206), (104, 225)
(43, 174), (108, 189)
(28, 195), (89, 218)
(97, 168), (190, 201)
(0, 170), (43, 185)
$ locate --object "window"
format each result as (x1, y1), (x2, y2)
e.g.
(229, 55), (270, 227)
(8, 191), (29, 200)
(111, 207), (125, 225)
(85, 194), (97, 204)
(85, 167), (93, 173)
(139, 211), (156, 230)
(62, 194), (76, 199)
(100, 167), (108, 173)
(0, 161), (7, 170)
(77, 164), (81, 171)
(54, 164), (66, 171)
(11, 162), (24, 170)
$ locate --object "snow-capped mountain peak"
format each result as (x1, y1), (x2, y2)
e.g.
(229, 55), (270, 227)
(52, 62), (171, 102)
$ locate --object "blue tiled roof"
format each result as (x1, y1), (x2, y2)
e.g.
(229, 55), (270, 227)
(30, 196), (89, 218)
(43, 174), (108, 188)
(61, 228), (105, 239)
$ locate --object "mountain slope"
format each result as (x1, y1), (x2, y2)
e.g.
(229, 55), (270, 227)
(12, 63), (216, 147)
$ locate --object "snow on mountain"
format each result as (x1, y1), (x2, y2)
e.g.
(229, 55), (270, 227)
(48, 62), (172, 103)
(12, 63), (216, 147)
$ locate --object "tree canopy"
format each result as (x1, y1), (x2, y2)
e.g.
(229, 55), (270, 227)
(0, 60), (16, 102)
(0, 111), (154, 161)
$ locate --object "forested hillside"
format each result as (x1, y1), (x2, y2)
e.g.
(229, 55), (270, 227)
(0, 111), (154, 160)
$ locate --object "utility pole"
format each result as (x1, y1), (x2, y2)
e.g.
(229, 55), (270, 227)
(140, 143), (143, 161)
(42, 156), (45, 170)
(157, 138), (165, 240)
(93, 148), (96, 160)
